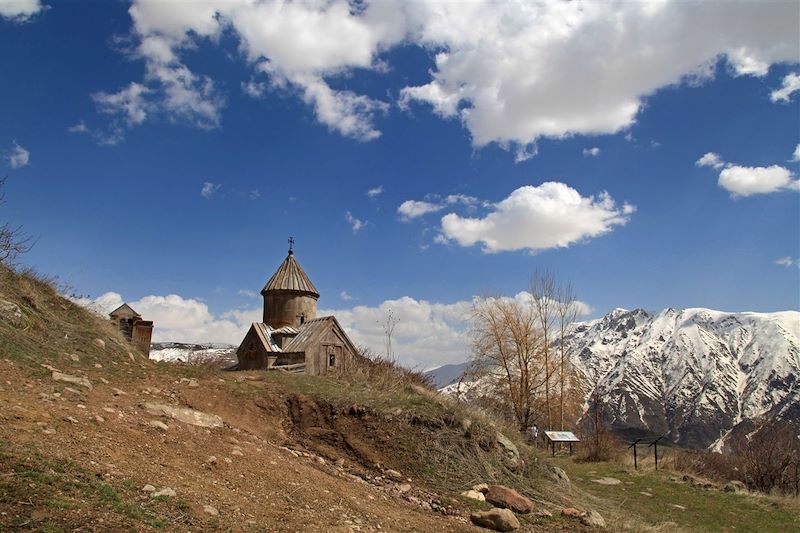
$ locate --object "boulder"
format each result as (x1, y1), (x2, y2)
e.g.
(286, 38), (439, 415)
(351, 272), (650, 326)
(396, 483), (412, 493)
(92, 338), (106, 349)
(485, 485), (533, 514)
(548, 466), (570, 485)
(561, 507), (582, 518)
(384, 469), (404, 481)
(142, 403), (223, 428)
(0, 299), (24, 327)
(581, 510), (606, 528)
(203, 505), (219, 516)
(461, 490), (486, 502)
(495, 432), (521, 469)
(473, 483), (490, 493)
(52, 371), (92, 390)
(470, 508), (520, 532)
(151, 487), (176, 498)
(535, 510), (553, 517)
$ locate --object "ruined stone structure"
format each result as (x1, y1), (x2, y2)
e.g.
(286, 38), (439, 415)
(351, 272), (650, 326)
(109, 303), (153, 356)
(235, 242), (356, 375)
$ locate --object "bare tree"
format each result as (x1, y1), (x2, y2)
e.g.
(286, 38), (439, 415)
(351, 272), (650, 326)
(469, 296), (545, 430)
(0, 177), (33, 265)
(530, 270), (557, 429)
(556, 282), (579, 430)
(379, 309), (399, 363)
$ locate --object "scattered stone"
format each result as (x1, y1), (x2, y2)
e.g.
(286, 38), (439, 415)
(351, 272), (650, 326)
(63, 416), (79, 424)
(495, 432), (521, 470)
(151, 487), (176, 498)
(591, 477), (621, 486)
(485, 485), (533, 514)
(232, 448), (244, 457)
(723, 480), (747, 493)
(470, 508), (520, 532)
(112, 388), (126, 396)
(142, 403), (223, 428)
(203, 505), (219, 516)
(335, 458), (345, 468)
(535, 510), (553, 518)
(671, 504), (686, 510)
(561, 508), (582, 518)
(473, 483), (489, 493)
(94, 363), (103, 368)
(581, 510), (606, 528)
(69, 354), (80, 362)
(52, 371), (92, 390)
(640, 491), (653, 497)
(397, 483), (412, 493)
(102, 407), (116, 414)
(93, 415), (105, 424)
(128, 352), (135, 362)
(188, 379), (199, 388)
(42, 427), (56, 435)
(148, 420), (169, 431)
(461, 490), (486, 502)
(384, 469), (403, 481)
(548, 466), (570, 485)
(99, 377), (109, 384)
(76, 404), (86, 409)
(142, 484), (156, 493)
(92, 338), (106, 349)
(207, 456), (218, 465)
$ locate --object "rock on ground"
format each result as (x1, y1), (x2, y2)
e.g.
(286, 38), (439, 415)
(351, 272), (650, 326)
(52, 371), (92, 390)
(548, 466), (570, 485)
(591, 477), (621, 485)
(0, 299), (24, 327)
(495, 432), (521, 470)
(151, 487), (176, 498)
(473, 483), (489, 493)
(203, 505), (219, 516)
(581, 510), (606, 528)
(485, 485), (533, 514)
(461, 490), (486, 502)
(142, 403), (223, 428)
(723, 480), (747, 493)
(470, 508), (520, 532)
(561, 507), (582, 518)
(92, 338), (106, 349)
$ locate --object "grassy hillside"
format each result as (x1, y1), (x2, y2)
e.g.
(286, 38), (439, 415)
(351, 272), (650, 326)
(1, 265), (797, 532)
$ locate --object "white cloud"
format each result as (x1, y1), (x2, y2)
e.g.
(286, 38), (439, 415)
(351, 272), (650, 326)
(106, 1), (798, 153)
(399, 1), (799, 156)
(339, 291), (354, 301)
(438, 182), (633, 253)
(67, 121), (89, 134)
(366, 185), (384, 198)
(583, 147), (600, 157)
(775, 256), (800, 269)
(718, 165), (797, 197)
(6, 141), (30, 168)
(0, 0), (44, 21)
(770, 72), (800, 103)
(345, 211), (367, 232)
(92, 82), (151, 126)
(200, 181), (221, 199)
(241, 80), (267, 98)
(238, 289), (258, 299)
(248, 188), (260, 200)
(398, 200), (443, 221)
(792, 144), (800, 162)
(696, 152), (726, 169)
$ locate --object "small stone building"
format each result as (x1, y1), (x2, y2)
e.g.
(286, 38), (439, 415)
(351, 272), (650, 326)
(109, 303), (153, 355)
(235, 244), (356, 375)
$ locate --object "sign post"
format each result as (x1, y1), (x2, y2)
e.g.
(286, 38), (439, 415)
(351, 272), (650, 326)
(648, 436), (664, 470)
(628, 438), (642, 470)
(544, 431), (580, 457)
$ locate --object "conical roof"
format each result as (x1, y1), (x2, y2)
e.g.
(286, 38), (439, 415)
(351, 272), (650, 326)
(261, 251), (320, 297)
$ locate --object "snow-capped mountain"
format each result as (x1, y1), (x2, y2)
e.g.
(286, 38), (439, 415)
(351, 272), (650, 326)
(566, 308), (799, 449)
(150, 342), (236, 367)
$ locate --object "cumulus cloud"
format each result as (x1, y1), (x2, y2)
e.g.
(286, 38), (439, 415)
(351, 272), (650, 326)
(696, 152), (726, 169)
(241, 80), (267, 98)
(583, 147), (600, 157)
(398, 200), (443, 221)
(770, 72), (800, 103)
(792, 144), (800, 162)
(0, 0), (45, 21)
(345, 211), (367, 232)
(438, 182), (633, 253)
(6, 141), (30, 168)
(93, 82), (151, 126)
(339, 291), (354, 301)
(718, 165), (798, 197)
(775, 256), (800, 269)
(103, 1), (798, 153)
(200, 181), (221, 199)
(67, 121), (89, 134)
(366, 185), (384, 198)
(400, 1), (799, 156)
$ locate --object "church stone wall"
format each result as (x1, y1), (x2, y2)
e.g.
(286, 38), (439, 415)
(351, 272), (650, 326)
(263, 291), (318, 328)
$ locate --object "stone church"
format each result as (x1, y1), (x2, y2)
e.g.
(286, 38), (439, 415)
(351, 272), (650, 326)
(235, 242), (357, 375)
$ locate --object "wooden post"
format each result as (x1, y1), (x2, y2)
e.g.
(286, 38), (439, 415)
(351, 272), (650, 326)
(628, 438), (642, 470)
(569, 442), (573, 456)
(648, 436), (663, 471)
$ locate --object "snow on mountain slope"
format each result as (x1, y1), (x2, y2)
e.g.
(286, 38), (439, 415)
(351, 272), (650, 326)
(149, 342), (236, 367)
(566, 308), (800, 449)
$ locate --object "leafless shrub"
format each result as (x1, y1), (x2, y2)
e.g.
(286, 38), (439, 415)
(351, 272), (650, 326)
(335, 344), (434, 392)
(0, 177), (34, 265)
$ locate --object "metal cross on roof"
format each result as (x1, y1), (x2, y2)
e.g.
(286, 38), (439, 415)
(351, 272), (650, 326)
(288, 236), (295, 254)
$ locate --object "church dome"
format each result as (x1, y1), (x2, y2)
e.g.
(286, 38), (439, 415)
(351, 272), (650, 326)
(261, 250), (320, 298)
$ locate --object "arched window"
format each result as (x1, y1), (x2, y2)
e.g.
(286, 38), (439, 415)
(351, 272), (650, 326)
(328, 353), (335, 367)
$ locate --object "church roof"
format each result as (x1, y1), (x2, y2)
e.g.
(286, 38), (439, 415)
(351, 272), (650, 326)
(261, 251), (320, 297)
(109, 303), (140, 319)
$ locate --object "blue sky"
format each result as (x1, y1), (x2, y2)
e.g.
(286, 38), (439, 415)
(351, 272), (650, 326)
(2, 0), (798, 367)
